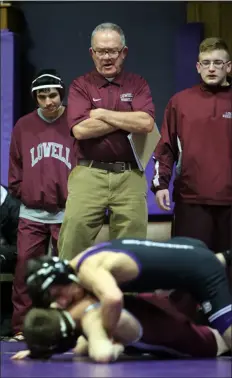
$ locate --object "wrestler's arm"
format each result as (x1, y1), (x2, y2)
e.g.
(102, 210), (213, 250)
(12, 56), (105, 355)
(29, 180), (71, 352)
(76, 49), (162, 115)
(81, 304), (124, 362)
(73, 335), (89, 356)
(79, 305), (141, 362)
(80, 304), (141, 346)
(11, 350), (31, 360)
(76, 263), (123, 335)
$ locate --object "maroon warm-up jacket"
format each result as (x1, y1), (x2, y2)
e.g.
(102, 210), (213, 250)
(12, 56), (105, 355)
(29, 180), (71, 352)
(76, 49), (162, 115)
(8, 109), (77, 212)
(152, 82), (232, 205)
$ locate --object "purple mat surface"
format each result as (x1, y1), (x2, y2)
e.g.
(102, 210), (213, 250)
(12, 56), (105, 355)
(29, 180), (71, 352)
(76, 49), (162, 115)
(1, 342), (231, 378)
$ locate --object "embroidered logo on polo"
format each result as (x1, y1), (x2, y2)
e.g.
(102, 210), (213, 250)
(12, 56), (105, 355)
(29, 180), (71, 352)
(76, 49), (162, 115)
(120, 93), (133, 102)
(222, 111), (232, 119)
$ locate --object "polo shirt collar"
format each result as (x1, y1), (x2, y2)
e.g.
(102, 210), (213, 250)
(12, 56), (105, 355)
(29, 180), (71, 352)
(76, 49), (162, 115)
(91, 69), (125, 88)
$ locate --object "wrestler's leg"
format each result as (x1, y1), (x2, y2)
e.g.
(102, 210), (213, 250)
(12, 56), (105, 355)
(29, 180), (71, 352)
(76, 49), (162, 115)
(112, 307), (142, 345)
(222, 327), (232, 350)
(199, 248), (232, 348)
(209, 328), (229, 356)
(160, 238), (232, 350)
(167, 249), (232, 322)
(137, 295), (229, 356)
(124, 295), (219, 358)
(186, 247), (232, 350)
(216, 253), (227, 267)
(215, 249), (231, 268)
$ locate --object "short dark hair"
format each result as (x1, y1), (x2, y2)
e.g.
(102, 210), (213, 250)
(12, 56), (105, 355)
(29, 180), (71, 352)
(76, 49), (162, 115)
(23, 307), (79, 359)
(24, 308), (61, 354)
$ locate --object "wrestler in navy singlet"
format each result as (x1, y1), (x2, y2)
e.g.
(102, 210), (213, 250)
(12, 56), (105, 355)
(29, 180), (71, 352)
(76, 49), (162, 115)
(76, 236), (232, 335)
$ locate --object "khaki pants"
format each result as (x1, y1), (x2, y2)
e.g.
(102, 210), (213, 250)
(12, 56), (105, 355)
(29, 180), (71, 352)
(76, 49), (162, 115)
(58, 165), (148, 260)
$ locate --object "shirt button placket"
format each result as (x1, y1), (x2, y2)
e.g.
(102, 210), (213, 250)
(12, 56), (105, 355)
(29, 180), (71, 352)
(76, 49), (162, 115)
(108, 84), (113, 110)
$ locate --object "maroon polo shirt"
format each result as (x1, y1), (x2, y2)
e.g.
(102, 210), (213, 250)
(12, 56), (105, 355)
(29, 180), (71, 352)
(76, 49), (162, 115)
(67, 70), (155, 162)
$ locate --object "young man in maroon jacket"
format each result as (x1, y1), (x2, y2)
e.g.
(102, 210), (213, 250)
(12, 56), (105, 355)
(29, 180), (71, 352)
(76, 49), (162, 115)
(152, 37), (232, 255)
(8, 69), (77, 340)
(58, 22), (155, 261)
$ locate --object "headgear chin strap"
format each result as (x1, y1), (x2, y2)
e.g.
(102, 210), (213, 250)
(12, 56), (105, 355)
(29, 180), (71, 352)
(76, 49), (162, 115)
(26, 256), (80, 307)
(27, 310), (79, 359)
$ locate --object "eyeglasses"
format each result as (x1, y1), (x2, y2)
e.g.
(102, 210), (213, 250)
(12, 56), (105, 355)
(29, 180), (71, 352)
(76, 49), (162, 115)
(199, 60), (230, 69)
(92, 47), (124, 59)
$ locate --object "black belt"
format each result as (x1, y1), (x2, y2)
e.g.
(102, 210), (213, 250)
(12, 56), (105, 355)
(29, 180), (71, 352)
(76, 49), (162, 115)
(78, 160), (138, 173)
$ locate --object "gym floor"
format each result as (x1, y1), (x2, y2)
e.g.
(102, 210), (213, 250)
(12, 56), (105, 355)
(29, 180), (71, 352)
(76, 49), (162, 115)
(1, 341), (231, 378)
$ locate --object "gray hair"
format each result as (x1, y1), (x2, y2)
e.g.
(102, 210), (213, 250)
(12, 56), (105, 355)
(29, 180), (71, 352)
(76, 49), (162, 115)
(91, 23), (126, 47)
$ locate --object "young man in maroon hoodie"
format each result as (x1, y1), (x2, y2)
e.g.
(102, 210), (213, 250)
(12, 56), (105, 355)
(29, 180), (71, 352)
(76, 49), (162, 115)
(8, 69), (77, 340)
(152, 37), (232, 255)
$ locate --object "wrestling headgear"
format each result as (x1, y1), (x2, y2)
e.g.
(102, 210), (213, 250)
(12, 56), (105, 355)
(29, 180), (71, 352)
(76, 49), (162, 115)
(26, 256), (80, 307)
(31, 69), (65, 102)
(24, 308), (79, 359)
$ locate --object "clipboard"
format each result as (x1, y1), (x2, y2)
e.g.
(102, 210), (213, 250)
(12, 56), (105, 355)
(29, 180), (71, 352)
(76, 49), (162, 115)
(127, 123), (160, 171)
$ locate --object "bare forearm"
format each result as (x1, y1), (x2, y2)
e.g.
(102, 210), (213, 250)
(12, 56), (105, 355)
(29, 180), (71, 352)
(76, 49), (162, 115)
(81, 309), (124, 362)
(81, 310), (109, 341)
(77, 265), (123, 335)
(82, 306), (140, 345)
(72, 118), (117, 140)
(99, 110), (154, 133)
(101, 297), (123, 335)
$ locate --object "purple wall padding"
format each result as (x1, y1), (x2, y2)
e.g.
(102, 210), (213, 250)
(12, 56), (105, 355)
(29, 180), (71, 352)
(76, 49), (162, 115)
(146, 22), (204, 215)
(174, 22), (204, 92)
(1, 30), (19, 187)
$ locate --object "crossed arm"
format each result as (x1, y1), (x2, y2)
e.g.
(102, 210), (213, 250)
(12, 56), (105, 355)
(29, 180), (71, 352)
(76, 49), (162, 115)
(72, 108), (154, 140)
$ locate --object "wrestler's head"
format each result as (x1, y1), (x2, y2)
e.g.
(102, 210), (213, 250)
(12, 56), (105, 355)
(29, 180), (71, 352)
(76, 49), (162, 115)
(23, 308), (79, 359)
(31, 69), (65, 118)
(26, 256), (84, 308)
(49, 283), (83, 309)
